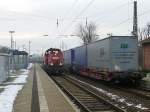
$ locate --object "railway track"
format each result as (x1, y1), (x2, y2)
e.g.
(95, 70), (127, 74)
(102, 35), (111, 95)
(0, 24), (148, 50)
(61, 74), (150, 112)
(51, 75), (126, 112)
(66, 73), (150, 101)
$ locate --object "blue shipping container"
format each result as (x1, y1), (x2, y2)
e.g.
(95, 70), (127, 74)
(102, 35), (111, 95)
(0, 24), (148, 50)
(73, 45), (87, 70)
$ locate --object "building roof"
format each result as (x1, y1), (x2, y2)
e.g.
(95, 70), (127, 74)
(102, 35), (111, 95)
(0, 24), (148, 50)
(10, 50), (28, 55)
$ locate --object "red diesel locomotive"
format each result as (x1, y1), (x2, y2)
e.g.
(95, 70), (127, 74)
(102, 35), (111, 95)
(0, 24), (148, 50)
(43, 48), (64, 74)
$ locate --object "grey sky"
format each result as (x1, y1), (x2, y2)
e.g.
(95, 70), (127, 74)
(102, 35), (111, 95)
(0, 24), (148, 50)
(0, 0), (149, 54)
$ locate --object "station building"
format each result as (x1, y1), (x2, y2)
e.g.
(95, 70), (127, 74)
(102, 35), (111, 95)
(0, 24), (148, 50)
(11, 50), (28, 70)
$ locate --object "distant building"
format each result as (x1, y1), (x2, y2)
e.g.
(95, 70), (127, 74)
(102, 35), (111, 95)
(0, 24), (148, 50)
(142, 37), (150, 71)
(29, 54), (43, 63)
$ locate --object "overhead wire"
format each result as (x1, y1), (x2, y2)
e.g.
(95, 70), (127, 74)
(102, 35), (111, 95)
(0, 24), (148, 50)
(94, 1), (133, 23)
(60, 1), (132, 37)
(55, 0), (80, 36)
(105, 7), (150, 33)
(62, 0), (79, 22)
(62, 0), (96, 35)
(0, 9), (56, 22)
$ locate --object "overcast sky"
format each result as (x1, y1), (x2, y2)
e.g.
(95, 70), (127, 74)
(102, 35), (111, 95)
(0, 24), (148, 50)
(0, 0), (149, 54)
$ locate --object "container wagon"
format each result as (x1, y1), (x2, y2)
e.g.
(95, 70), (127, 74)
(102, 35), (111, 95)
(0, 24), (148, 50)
(43, 48), (64, 74)
(63, 36), (146, 83)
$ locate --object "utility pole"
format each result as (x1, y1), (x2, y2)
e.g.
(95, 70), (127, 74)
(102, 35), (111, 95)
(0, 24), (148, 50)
(57, 18), (59, 28)
(132, 1), (138, 38)
(86, 18), (88, 27)
(28, 41), (31, 63)
(14, 41), (16, 50)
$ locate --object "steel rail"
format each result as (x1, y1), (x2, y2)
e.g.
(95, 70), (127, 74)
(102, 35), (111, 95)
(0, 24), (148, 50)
(51, 76), (92, 112)
(64, 76), (126, 112)
(51, 75), (126, 112)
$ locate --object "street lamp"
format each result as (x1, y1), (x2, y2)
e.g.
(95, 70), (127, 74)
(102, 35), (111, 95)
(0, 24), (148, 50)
(9, 30), (15, 72)
(9, 31), (15, 50)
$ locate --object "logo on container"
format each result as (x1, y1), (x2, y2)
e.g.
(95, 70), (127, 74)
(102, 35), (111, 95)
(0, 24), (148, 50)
(120, 43), (128, 49)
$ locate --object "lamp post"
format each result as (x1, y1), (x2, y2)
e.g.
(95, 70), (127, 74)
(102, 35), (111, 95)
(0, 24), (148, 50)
(9, 30), (15, 72)
(9, 31), (15, 50)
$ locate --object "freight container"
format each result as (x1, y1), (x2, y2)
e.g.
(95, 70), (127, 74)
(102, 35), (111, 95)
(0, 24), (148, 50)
(87, 36), (138, 72)
(64, 36), (144, 82)
(73, 45), (87, 71)
(63, 49), (72, 66)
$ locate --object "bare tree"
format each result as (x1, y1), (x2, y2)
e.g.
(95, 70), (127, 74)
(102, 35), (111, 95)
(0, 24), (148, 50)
(76, 22), (98, 44)
(138, 23), (150, 41)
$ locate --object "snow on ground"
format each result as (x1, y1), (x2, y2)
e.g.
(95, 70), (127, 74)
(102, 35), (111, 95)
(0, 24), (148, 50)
(19, 70), (29, 75)
(13, 70), (29, 84)
(9, 76), (17, 78)
(12, 75), (28, 84)
(71, 77), (149, 110)
(4, 70), (29, 85)
(0, 85), (23, 112)
(0, 63), (33, 112)
(27, 63), (33, 70)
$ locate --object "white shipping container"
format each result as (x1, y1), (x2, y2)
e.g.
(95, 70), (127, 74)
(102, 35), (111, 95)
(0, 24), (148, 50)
(87, 36), (138, 72)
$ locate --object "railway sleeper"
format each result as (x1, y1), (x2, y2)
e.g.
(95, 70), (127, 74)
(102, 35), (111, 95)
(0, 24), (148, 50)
(72, 93), (90, 95)
(83, 102), (106, 105)
(87, 106), (112, 111)
(73, 96), (94, 98)
(79, 99), (98, 102)
(85, 104), (110, 109)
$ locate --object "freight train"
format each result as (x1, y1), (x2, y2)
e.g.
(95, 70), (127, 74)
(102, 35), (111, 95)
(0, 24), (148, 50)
(63, 36), (146, 83)
(43, 48), (64, 74)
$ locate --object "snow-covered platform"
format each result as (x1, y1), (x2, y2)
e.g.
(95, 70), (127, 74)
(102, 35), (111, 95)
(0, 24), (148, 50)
(0, 65), (32, 112)
(13, 64), (76, 112)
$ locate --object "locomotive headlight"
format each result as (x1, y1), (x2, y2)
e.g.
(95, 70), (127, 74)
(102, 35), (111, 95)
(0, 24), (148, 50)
(50, 63), (53, 66)
(59, 62), (62, 66)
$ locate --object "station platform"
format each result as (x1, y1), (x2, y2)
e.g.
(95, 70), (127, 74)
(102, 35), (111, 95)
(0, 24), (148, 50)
(13, 64), (77, 112)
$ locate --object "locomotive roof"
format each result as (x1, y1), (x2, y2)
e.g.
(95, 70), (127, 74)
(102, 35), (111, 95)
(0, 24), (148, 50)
(46, 48), (61, 52)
